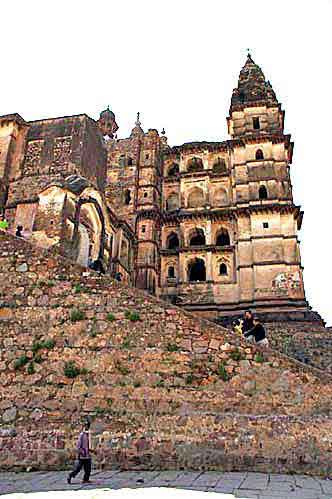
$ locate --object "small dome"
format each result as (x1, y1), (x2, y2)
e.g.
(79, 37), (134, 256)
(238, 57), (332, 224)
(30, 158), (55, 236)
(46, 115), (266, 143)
(100, 106), (115, 121)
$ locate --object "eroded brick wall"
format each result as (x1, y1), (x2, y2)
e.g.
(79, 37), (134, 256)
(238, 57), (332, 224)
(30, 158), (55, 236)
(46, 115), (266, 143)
(0, 231), (332, 474)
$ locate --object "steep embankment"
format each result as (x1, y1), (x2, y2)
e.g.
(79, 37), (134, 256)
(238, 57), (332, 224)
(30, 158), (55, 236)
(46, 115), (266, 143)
(266, 322), (332, 372)
(0, 231), (332, 475)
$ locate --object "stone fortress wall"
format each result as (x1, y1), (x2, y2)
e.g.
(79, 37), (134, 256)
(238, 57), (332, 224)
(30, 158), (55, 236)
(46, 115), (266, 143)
(0, 231), (332, 474)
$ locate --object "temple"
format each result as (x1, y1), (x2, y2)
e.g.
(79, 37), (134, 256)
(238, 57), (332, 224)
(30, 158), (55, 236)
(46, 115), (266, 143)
(0, 54), (323, 324)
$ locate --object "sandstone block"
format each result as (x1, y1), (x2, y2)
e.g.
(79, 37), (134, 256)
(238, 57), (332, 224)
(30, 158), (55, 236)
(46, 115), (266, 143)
(16, 263), (28, 272)
(2, 406), (17, 423)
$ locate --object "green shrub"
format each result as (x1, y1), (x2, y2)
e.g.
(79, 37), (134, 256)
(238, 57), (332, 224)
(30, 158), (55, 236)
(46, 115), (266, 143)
(230, 349), (243, 361)
(95, 406), (106, 415)
(14, 355), (29, 370)
(125, 311), (140, 322)
(73, 284), (83, 294)
(70, 309), (85, 322)
(185, 374), (194, 385)
(32, 341), (42, 354)
(107, 313), (116, 322)
(217, 362), (229, 381)
(43, 339), (55, 350)
(166, 343), (179, 352)
(34, 353), (43, 364)
(32, 338), (55, 352)
(133, 380), (141, 388)
(254, 352), (265, 363)
(27, 362), (35, 375)
(122, 338), (131, 349)
(64, 361), (81, 378)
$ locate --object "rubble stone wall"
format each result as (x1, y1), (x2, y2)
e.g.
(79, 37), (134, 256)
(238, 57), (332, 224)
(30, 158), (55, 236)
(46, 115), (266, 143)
(0, 231), (332, 475)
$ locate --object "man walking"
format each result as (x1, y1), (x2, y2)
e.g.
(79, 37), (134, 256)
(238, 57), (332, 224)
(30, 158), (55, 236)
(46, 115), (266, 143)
(67, 420), (93, 484)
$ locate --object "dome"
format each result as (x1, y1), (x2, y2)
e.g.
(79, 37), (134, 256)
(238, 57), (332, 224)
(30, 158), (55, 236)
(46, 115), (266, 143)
(100, 106), (115, 121)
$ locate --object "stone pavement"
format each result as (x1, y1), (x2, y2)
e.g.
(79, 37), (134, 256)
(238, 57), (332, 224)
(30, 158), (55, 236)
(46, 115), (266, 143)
(1, 470), (332, 498)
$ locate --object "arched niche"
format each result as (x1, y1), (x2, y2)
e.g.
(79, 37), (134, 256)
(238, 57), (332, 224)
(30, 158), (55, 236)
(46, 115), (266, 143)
(189, 228), (206, 246)
(212, 187), (228, 206)
(166, 193), (179, 211)
(215, 228), (230, 246)
(188, 258), (206, 282)
(167, 232), (180, 249)
(167, 163), (179, 176)
(187, 157), (203, 173)
(212, 158), (227, 174)
(187, 187), (204, 208)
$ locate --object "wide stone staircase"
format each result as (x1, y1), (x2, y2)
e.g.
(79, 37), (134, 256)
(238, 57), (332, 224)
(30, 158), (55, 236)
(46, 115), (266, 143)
(0, 231), (332, 475)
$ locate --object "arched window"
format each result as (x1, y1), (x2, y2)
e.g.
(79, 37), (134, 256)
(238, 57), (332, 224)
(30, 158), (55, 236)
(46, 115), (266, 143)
(259, 185), (268, 200)
(189, 228), (206, 246)
(256, 149), (264, 160)
(188, 258), (206, 282)
(166, 193), (179, 211)
(168, 163), (179, 176)
(124, 189), (131, 205)
(167, 232), (179, 249)
(187, 157), (203, 172)
(212, 158), (227, 174)
(168, 266), (175, 278)
(219, 263), (227, 276)
(187, 187), (204, 208)
(127, 157), (133, 166)
(213, 188), (228, 207)
(216, 228), (230, 246)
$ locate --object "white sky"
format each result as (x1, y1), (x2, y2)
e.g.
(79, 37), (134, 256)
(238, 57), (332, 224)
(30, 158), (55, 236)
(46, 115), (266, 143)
(2, 0), (331, 324)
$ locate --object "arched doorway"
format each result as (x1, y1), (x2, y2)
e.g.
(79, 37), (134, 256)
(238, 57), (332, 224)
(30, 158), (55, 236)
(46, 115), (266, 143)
(188, 258), (206, 282)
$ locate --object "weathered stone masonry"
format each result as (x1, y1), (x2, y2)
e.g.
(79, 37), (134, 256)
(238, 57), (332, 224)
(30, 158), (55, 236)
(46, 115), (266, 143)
(0, 231), (332, 474)
(0, 55), (323, 324)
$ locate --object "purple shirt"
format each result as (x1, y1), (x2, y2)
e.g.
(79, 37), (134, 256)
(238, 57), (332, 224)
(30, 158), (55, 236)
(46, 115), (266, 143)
(77, 431), (90, 459)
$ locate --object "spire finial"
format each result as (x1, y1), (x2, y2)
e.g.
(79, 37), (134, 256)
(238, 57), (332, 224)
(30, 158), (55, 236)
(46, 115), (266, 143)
(107, 105), (110, 111)
(136, 111), (141, 126)
(161, 127), (166, 135)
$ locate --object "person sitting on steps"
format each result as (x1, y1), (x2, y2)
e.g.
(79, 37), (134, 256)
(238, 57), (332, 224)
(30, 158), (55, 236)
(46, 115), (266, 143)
(242, 309), (254, 334)
(244, 317), (269, 348)
(15, 225), (24, 238)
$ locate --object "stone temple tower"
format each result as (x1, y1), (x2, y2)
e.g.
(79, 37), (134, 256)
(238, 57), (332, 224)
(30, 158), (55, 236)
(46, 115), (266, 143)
(226, 53), (312, 321)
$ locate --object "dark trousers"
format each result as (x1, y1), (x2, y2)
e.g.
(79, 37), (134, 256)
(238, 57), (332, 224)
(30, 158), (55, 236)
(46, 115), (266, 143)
(69, 458), (92, 482)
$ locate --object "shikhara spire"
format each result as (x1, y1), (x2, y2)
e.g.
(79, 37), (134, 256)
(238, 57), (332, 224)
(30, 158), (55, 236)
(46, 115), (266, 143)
(230, 54), (278, 111)
(130, 111), (144, 137)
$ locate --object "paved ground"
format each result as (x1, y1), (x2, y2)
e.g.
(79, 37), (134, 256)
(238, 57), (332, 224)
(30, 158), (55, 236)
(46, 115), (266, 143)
(1, 470), (332, 498)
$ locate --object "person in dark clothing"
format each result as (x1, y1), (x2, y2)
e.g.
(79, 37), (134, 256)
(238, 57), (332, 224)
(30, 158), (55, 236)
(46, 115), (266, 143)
(67, 420), (93, 484)
(242, 310), (254, 334)
(15, 225), (24, 238)
(244, 317), (269, 347)
(90, 259), (105, 274)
